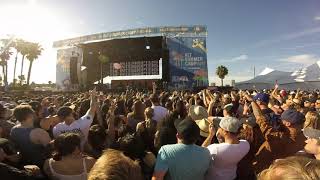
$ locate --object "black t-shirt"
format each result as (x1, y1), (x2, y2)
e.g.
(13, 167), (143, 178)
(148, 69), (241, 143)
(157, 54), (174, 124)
(0, 162), (41, 180)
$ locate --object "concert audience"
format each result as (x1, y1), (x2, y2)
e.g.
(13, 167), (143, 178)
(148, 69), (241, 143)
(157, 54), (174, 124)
(0, 85), (320, 180)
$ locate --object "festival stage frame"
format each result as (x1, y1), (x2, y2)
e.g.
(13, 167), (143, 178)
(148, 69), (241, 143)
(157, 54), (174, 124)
(53, 25), (208, 90)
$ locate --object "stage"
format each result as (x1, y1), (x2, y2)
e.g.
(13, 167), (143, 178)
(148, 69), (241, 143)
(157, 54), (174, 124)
(53, 25), (209, 91)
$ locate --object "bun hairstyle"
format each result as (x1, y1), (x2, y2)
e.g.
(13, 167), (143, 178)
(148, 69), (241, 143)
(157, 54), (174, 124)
(52, 132), (81, 161)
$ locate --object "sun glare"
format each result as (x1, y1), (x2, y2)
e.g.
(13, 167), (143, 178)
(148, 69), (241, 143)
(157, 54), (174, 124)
(0, 3), (68, 43)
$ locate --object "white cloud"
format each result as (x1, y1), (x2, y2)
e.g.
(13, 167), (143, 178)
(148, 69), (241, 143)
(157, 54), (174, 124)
(314, 16), (320, 21)
(217, 54), (248, 63)
(280, 54), (319, 65)
(233, 54), (248, 61)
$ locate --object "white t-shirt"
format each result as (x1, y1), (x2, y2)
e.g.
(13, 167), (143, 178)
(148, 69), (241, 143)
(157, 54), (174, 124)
(151, 105), (168, 122)
(53, 113), (93, 145)
(206, 140), (250, 180)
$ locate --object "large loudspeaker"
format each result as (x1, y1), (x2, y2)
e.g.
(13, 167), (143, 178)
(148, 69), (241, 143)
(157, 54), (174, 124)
(70, 57), (79, 84)
(162, 49), (170, 82)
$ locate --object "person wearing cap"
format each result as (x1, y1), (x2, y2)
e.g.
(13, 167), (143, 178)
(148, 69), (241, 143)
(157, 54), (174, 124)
(245, 94), (306, 173)
(52, 88), (98, 148)
(303, 127), (320, 160)
(152, 119), (211, 180)
(202, 117), (250, 180)
(249, 93), (280, 128)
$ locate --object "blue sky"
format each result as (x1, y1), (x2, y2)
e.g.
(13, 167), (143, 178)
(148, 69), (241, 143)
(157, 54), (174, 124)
(1, 0), (320, 84)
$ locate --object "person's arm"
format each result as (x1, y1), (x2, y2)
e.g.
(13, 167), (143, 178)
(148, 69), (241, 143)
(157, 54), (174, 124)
(87, 88), (98, 117)
(271, 85), (283, 104)
(294, 88), (300, 99)
(202, 123), (215, 147)
(152, 172), (166, 180)
(207, 100), (215, 116)
(202, 90), (208, 107)
(106, 105), (116, 144)
(96, 104), (104, 128)
(242, 101), (250, 117)
(39, 115), (59, 131)
(268, 100), (283, 115)
(152, 147), (168, 180)
(43, 159), (52, 178)
(247, 95), (281, 140)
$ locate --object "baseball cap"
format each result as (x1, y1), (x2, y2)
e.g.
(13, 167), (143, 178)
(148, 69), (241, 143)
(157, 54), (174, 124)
(281, 109), (304, 124)
(303, 128), (320, 139)
(176, 119), (200, 141)
(219, 117), (241, 133)
(253, 93), (270, 104)
(189, 105), (208, 121)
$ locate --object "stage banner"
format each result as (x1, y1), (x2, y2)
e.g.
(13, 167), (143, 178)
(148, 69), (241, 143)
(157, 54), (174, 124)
(167, 36), (208, 89)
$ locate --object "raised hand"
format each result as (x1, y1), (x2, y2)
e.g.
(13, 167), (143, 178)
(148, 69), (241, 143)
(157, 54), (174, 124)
(208, 123), (216, 137)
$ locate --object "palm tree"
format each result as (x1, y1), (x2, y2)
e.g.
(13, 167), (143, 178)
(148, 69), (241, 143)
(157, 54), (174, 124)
(0, 38), (14, 86)
(216, 65), (228, 86)
(98, 54), (109, 84)
(0, 47), (13, 86)
(13, 39), (23, 85)
(19, 40), (29, 82)
(26, 42), (43, 85)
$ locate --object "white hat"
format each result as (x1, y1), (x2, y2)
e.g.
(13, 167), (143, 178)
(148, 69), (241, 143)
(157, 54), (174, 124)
(219, 117), (241, 133)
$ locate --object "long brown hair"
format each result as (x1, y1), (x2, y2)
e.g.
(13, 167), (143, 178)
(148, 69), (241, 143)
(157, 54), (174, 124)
(88, 149), (143, 180)
(304, 111), (319, 129)
(132, 100), (145, 120)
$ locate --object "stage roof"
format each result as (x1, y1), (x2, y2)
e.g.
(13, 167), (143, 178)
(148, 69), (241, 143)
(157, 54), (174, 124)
(52, 25), (207, 48)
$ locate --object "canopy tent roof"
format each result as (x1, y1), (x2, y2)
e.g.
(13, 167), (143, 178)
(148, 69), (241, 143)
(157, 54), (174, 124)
(235, 61), (320, 90)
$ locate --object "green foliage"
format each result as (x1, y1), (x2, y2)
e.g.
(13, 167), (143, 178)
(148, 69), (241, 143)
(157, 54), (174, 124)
(216, 65), (229, 86)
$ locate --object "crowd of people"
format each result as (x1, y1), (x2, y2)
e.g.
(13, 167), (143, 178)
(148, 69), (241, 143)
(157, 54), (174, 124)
(0, 83), (320, 180)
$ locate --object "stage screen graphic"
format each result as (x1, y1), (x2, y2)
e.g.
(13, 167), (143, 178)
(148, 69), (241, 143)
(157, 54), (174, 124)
(109, 60), (159, 76)
(167, 36), (208, 89)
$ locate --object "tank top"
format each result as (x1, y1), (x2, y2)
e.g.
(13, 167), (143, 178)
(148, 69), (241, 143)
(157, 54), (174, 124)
(48, 158), (88, 180)
(10, 127), (47, 167)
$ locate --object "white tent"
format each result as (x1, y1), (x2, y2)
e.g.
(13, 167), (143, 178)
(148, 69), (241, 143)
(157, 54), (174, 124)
(235, 61), (320, 90)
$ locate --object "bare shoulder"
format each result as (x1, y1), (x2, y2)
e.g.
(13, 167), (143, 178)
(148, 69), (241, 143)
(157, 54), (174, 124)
(43, 159), (52, 177)
(85, 156), (96, 171)
(30, 128), (51, 145)
(31, 128), (49, 136)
